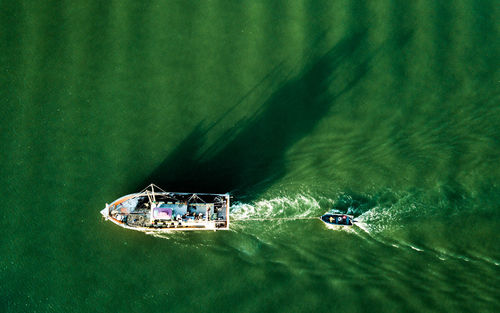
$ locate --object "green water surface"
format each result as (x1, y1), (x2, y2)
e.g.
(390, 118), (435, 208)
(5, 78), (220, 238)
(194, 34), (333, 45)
(1, 1), (499, 312)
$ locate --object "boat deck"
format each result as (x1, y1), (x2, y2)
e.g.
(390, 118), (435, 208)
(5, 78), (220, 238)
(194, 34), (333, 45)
(102, 188), (230, 231)
(320, 213), (354, 226)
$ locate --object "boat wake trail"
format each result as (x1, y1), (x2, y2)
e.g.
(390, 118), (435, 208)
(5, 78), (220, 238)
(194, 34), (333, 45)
(230, 186), (488, 233)
(231, 194), (323, 221)
(230, 189), (416, 230)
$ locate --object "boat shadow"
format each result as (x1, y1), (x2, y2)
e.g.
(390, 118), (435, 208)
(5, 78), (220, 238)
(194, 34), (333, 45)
(137, 31), (372, 201)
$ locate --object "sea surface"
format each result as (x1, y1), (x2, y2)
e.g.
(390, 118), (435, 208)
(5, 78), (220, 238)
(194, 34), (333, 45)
(1, 1), (499, 312)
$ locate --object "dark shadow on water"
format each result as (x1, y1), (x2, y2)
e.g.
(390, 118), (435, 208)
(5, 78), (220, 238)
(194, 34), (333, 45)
(138, 31), (372, 201)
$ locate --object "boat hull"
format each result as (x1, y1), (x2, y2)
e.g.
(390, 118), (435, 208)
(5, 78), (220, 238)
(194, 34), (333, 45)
(320, 213), (354, 228)
(101, 185), (230, 232)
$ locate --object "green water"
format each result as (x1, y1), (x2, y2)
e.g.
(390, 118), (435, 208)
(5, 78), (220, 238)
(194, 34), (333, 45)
(1, 1), (499, 312)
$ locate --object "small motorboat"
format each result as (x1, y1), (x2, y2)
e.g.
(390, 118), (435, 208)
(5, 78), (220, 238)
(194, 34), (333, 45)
(320, 213), (355, 228)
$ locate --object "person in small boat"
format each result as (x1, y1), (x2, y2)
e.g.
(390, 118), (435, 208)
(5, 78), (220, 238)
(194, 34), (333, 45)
(329, 216), (334, 223)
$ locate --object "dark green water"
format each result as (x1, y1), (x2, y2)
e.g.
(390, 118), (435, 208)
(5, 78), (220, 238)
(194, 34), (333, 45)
(1, 1), (499, 312)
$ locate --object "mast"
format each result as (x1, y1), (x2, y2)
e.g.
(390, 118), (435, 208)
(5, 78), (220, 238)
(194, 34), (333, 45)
(146, 188), (156, 223)
(150, 184), (156, 203)
(226, 194), (230, 229)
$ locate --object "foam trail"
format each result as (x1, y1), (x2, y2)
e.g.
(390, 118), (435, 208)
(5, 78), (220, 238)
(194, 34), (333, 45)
(231, 194), (322, 220)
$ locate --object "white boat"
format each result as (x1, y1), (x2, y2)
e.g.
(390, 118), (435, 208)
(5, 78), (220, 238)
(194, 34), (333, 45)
(101, 184), (230, 232)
